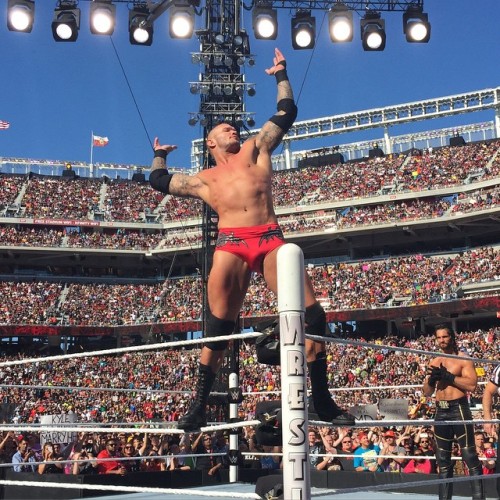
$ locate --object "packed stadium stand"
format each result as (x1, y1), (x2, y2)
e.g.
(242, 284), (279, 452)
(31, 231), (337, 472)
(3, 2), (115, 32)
(0, 108), (499, 497)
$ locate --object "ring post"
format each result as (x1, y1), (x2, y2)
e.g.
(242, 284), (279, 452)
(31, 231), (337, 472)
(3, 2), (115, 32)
(277, 243), (310, 499)
(228, 372), (239, 482)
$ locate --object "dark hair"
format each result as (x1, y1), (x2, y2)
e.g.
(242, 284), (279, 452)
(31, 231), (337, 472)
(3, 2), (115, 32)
(434, 323), (458, 353)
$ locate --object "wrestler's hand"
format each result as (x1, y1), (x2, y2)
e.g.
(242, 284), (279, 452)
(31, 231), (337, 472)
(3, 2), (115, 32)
(265, 48), (286, 75)
(437, 363), (456, 385)
(154, 137), (177, 155)
(426, 365), (441, 388)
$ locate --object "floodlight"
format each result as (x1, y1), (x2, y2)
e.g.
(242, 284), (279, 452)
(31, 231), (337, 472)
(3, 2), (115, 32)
(90, 1), (116, 36)
(170, 2), (195, 38)
(291, 11), (315, 50)
(252, 4), (277, 40)
(7, 0), (35, 33)
(403, 4), (430, 43)
(328, 3), (353, 43)
(52, 3), (80, 42)
(360, 11), (386, 51)
(129, 6), (153, 46)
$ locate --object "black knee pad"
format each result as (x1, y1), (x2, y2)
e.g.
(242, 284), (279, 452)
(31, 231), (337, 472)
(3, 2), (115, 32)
(435, 449), (453, 478)
(205, 311), (234, 351)
(461, 446), (483, 475)
(305, 302), (326, 336)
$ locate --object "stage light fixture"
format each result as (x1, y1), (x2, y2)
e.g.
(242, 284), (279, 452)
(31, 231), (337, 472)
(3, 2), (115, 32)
(360, 11), (386, 51)
(247, 117), (256, 127)
(52, 3), (80, 42)
(328, 3), (353, 43)
(252, 4), (277, 40)
(169, 2), (195, 39)
(90, 1), (116, 35)
(291, 11), (315, 50)
(403, 4), (430, 43)
(129, 6), (153, 46)
(7, 0), (35, 33)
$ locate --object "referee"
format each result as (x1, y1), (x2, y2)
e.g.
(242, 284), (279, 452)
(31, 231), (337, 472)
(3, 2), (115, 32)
(482, 362), (500, 499)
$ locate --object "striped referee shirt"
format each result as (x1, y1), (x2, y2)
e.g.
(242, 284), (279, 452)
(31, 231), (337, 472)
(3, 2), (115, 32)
(490, 364), (500, 386)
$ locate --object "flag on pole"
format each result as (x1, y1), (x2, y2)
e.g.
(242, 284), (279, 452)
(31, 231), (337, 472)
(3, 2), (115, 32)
(92, 135), (109, 147)
(0, 120), (10, 130)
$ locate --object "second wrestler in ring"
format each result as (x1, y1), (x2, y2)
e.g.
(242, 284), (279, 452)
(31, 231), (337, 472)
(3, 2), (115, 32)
(423, 324), (484, 500)
(149, 48), (355, 431)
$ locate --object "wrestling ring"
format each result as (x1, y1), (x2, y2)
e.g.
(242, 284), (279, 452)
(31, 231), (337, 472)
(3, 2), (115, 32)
(0, 244), (498, 499)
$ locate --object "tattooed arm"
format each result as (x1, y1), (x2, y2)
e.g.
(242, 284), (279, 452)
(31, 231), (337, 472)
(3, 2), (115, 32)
(255, 48), (298, 154)
(150, 137), (208, 199)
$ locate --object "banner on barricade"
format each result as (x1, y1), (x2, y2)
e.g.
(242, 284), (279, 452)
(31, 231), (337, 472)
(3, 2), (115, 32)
(40, 414), (77, 446)
(378, 398), (408, 421)
(348, 404), (378, 421)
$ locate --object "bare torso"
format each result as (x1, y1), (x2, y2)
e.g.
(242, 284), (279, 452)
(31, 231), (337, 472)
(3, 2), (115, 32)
(197, 138), (277, 228)
(430, 353), (470, 401)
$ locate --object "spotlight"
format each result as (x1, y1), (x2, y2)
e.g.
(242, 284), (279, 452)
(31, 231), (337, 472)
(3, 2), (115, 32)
(291, 10), (315, 50)
(214, 33), (225, 44)
(52, 3), (80, 42)
(7, 0), (35, 33)
(129, 6), (153, 46)
(188, 114), (199, 126)
(328, 3), (353, 43)
(90, 1), (116, 36)
(223, 85), (232, 96)
(247, 85), (256, 97)
(403, 4), (430, 43)
(247, 117), (256, 128)
(189, 83), (199, 94)
(170, 2), (195, 39)
(233, 31), (249, 50)
(360, 10), (386, 51)
(252, 4), (277, 40)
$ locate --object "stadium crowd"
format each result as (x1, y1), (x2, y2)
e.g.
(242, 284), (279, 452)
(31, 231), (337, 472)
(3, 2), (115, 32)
(0, 326), (498, 475)
(1, 141), (499, 226)
(0, 245), (497, 326)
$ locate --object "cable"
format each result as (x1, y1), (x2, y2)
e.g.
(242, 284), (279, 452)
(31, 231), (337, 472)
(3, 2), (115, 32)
(109, 37), (154, 150)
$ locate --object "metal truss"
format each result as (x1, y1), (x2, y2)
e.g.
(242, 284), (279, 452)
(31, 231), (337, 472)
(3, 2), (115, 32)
(251, 0), (424, 13)
(190, 87), (500, 169)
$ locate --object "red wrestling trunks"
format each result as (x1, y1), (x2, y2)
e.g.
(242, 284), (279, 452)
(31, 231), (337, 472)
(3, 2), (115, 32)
(215, 223), (285, 273)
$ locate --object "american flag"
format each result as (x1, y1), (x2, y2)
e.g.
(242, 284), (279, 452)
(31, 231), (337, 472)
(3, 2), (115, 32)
(0, 120), (10, 130)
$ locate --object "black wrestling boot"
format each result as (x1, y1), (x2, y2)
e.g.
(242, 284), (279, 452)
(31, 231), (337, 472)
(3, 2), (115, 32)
(308, 354), (355, 426)
(437, 463), (454, 500)
(462, 447), (485, 500)
(177, 363), (216, 432)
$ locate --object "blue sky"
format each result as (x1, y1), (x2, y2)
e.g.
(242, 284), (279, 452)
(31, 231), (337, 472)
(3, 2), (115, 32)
(0, 0), (499, 169)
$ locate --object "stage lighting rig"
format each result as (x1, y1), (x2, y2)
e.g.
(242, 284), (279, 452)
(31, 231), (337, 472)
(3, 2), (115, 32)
(291, 10), (315, 50)
(360, 10), (386, 51)
(7, 0), (35, 33)
(403, 4), (430, 43)
(252, 3), (278, 40)
(170, 1), (195, 39)
(129, 3), (153, 46)
(328, 3), (353, 43)
(52, 1), (80, 42)
(90, 1), (116, 36)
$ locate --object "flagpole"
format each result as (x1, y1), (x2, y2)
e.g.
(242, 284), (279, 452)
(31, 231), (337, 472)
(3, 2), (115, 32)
(90, 131), (94, 178)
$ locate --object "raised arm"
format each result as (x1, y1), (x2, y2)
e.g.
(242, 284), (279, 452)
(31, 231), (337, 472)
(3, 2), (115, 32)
(255, 48), (298, 154)
(149, 137), (208, 199)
